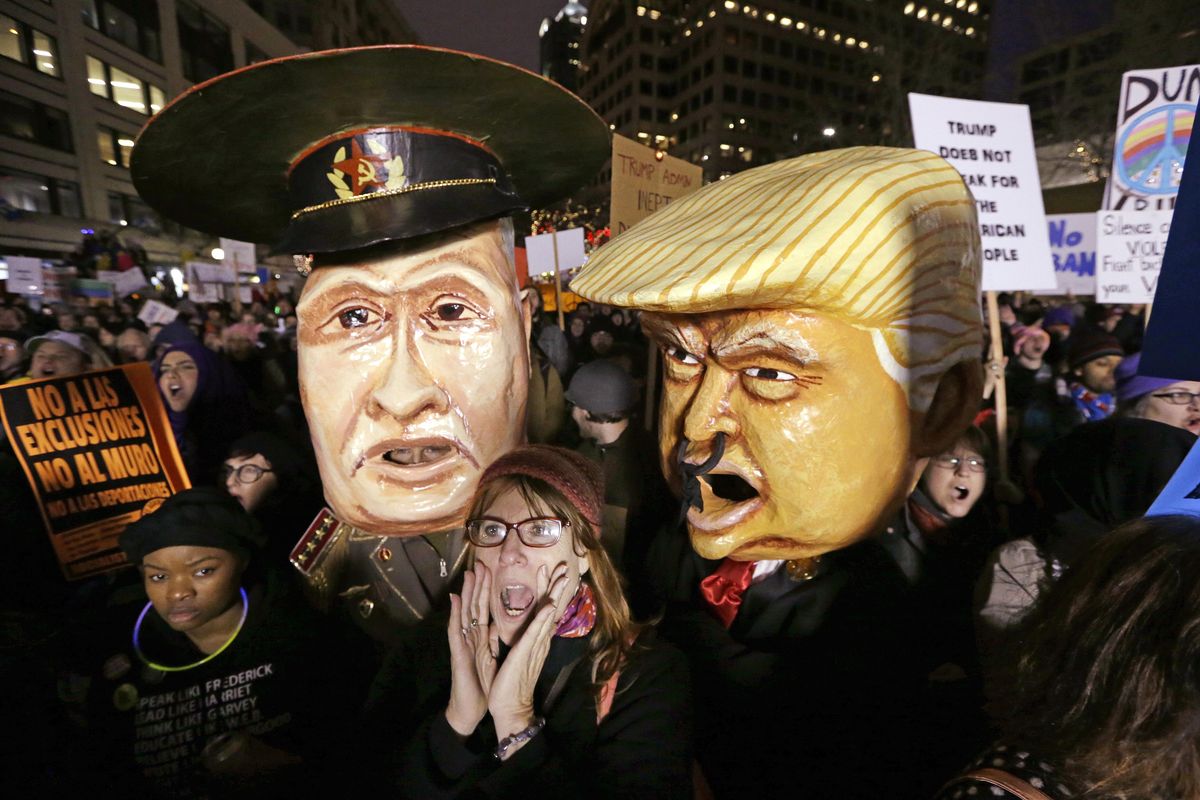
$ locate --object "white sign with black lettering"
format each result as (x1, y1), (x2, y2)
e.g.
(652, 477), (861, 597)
(6, 256), (44, 296)
(1095, 209), (1174, 303)
(909, 93), (1056, 291)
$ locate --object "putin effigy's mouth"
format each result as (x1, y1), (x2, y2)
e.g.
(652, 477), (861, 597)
(383, 445), (454, 466)
(355, 437), (480, 481)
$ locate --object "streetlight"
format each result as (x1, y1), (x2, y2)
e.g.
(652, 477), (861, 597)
(822, 126), (836, 137)
(211, 247), (225, 260)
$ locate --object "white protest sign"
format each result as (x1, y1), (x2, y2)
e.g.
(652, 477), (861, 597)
(187, 262), (236, 284)
(1034, 213), (1096, 296)
(137, 299), (179, 326)
(1105, 64), (1199, 211)
(1095, 209), (1174, 303)
(220, 238), (257, 274)
(98, 269), (149, 298)
(909, 93), (1057, 291)
(525, 228), (587, 275)
(5, 256), (44, 296)
(186, 261), (235, 303)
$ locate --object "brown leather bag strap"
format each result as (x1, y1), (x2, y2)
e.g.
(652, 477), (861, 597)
(956, 767), (1055, 800)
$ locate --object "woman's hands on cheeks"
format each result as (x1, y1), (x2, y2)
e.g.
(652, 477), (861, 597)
(444, 564), (499, 737)
(488, 562), (571, 758)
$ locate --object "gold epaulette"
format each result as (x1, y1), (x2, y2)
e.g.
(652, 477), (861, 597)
(290, 508), (350, 610)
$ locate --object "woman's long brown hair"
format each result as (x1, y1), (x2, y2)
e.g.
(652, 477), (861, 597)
(999, 514), (1200, 798)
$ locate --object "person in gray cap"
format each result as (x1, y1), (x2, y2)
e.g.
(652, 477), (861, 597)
(566, 360), (663, 566)
(14, 330), (110, 382)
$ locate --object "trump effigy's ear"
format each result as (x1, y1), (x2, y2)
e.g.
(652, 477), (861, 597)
(911, 360), (984, 458)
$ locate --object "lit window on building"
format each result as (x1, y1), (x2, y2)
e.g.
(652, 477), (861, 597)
(1, 16), (25, 64)
(109, 66), (147, 112)
(85, 55), (165, 116)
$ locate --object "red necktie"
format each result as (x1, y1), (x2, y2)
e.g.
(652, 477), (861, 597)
(699, 559), (756, 628)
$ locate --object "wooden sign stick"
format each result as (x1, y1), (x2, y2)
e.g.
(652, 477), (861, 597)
(985, 291), (1010, 484)
(551, 233), (565, 331)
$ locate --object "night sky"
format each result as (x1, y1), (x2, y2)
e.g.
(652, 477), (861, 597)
(393, 0), (571, 72)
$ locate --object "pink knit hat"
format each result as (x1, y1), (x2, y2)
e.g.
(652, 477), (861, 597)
(477, 444), (605, 529)
(1012, 324), (1050, 354)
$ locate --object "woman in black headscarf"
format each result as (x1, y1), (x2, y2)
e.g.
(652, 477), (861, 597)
(153, 330), (251, 484)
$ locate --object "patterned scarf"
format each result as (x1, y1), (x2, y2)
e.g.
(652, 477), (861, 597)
(1069, 382), (1115, 422)
(554, 583), (597, 638)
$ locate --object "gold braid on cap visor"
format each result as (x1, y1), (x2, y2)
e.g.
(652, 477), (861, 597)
(290, 177), (498, 220)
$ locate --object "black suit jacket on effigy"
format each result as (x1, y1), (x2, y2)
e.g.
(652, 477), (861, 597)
(639, 523), (945, 800)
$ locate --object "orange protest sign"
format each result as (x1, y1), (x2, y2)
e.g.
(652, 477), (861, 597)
(0, 363), (190, 580)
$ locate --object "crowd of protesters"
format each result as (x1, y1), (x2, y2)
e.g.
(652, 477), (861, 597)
(2, 284), (1199, 798)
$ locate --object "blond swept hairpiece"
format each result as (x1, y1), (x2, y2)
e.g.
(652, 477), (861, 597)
(573, 146), (983, 412)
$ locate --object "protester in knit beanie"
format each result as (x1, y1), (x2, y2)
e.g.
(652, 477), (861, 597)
(476, 444), (605, 530)
(1067, 328), (1123, 370)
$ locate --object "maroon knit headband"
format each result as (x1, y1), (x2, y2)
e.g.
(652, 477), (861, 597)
(478, 444), (605, 530)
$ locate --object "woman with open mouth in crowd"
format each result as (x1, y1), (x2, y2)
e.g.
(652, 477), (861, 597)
(153, 324), (250, 484)
(365, 445), (693, 798)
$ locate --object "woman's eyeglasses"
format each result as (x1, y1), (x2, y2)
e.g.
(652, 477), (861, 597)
(1152, 391), (1200, 406)
(932, 455), (986, 473)
(220, 464), (274, 484)
(466, 517), (568, 548)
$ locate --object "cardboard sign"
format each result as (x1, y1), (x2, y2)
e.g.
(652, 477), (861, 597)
(609, 134), (703, 236)
(1105, 64), (1198, 211)
(1146, 438), (1200, 519)
(137, 299), (179, 327)
(1035, 213), (1096, 296)
(0, 363), (190, 580)
(909, 93), (1057, 291)
(526, 228), (586, 276)
(98, 269), (149, 298)
(186, 261), (235, 303)
(1141, 130), (1200, 380)
(5, 256), (44, 296)
(220, 237), (258, 274)
(1095, 209), (1174, 303)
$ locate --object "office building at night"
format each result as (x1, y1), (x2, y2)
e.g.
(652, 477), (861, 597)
(0, 0), (416, 270)
(578, 0), (991, 184)
(540, 1), (588, 93)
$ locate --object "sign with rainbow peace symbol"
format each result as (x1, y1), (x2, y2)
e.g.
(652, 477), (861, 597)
(1105, 65), (1197, 211)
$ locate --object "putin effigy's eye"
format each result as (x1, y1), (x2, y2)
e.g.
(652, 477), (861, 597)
(743, 367), (796, 381)
(337, 307), (377, 329)
(437, 303), (465, 321)
(426, 295), (485, 325)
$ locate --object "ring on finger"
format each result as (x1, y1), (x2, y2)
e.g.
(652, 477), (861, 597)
(461, 627), (468, 637)
(470, 618), (479, 628)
